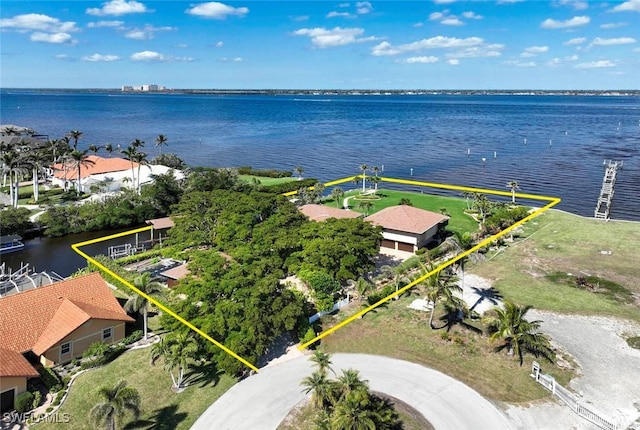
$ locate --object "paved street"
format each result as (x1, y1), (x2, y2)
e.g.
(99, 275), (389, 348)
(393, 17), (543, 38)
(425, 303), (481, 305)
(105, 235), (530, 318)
(191, 353), (514, 430)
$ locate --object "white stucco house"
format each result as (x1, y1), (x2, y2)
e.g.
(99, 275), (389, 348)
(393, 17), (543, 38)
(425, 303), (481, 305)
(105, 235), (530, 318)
(49, 155), (184, 194)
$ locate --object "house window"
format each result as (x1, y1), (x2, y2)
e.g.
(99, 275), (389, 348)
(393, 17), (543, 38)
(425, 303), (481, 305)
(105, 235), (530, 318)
(61, 342), (71, 355)
(102, 328), (113, 341)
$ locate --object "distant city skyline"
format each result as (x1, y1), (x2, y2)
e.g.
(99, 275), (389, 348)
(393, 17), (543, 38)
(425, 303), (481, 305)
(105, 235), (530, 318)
(1, 1), (639, 89)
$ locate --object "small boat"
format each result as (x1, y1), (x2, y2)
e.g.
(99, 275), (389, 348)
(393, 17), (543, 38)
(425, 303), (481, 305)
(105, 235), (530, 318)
(0, 235), (25, 254)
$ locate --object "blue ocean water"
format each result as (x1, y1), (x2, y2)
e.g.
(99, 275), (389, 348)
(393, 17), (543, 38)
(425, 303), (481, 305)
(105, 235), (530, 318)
(1, 90), (639, 220)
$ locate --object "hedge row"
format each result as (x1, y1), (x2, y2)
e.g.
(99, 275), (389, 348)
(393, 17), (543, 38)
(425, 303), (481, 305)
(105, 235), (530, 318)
(237, 166), (292, 178)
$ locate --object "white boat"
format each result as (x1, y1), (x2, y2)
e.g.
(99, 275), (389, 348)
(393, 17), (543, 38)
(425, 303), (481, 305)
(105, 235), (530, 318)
(0, 235), (25, 254)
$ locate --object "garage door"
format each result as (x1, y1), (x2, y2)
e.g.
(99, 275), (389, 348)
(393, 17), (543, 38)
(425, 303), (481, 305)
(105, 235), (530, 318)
(398, 242), (414, 252)
(381, 239), (395, 249)
(1, 389), (15, 414)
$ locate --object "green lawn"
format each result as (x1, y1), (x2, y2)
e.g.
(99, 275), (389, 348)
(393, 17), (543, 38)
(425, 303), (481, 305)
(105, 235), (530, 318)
(322, 296), (573, 403)
(469, 209), (640, 321)
(325, 189), (479, 236)
(34, 347), (236, 430)
(238, 175), (298, 187)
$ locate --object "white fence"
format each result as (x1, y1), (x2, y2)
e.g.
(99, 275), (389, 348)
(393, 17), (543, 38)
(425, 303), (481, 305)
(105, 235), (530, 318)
(530, 362), (618, 430)
(309, 295), (350, 323)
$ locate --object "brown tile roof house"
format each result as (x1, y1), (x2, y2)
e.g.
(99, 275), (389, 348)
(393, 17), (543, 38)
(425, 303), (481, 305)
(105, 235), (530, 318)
(0, 273), (133, 412)
(365, 205), (449, 253)
(299, 204), (362, 222)
(51, 155), (138, 180)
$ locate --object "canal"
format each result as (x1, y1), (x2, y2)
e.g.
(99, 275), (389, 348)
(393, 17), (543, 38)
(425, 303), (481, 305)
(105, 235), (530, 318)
(1, 227), (153, 277)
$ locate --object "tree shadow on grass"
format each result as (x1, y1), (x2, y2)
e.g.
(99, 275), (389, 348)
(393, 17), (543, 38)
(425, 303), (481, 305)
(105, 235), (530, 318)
(124, 404), (187, 430)
(183, 360), (223, 388)
(469, 286), (503, 313)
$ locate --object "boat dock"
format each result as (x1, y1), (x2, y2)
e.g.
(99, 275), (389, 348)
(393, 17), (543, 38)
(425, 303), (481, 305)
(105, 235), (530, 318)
(0, 262), (65, 297)
(594, 160), (623, 220)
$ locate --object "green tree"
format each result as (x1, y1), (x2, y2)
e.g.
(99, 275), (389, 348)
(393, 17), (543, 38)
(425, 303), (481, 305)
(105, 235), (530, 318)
(331, 187), (345, 208)
(301, 370), (335, 409)
(152, 153), (185, 170)
(155, 134), (168, 155)
(120, 146), (138, 190)
(88, 144), (102, 155)
(68, 130), (82, 150)
(132, 151), (149, 193)
(150, 331), (199, 391)
(294, 166), (304, 180)
(357, 200), (373, 216)
(89, 380), (140, 430)
(124, 273), (164, 340)
(310, 349), (334, 376)
(69, 149), (95, 196)
(484, 300), (555, 365)
(104, 143), (114, 157)
(423, 266), (464, 329)
(0, 207), (33, 236)
(506, 181), (520, 204)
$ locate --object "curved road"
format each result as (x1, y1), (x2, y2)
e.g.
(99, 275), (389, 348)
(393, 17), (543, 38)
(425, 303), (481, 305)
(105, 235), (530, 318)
(191, 353), (514, 430)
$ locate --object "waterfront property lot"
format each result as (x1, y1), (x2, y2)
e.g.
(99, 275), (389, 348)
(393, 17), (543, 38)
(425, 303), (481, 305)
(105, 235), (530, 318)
(34, 347), (236, 430)
(330, 189), (479, 235)
(238, 175), (297, 186)
(470, 209), (640, 321)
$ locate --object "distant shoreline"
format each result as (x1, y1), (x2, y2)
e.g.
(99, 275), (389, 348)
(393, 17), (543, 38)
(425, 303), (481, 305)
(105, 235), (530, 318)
(2, 88), (639, 97)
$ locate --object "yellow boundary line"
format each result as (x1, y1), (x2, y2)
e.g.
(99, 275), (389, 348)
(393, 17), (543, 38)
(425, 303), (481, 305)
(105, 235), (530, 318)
(71, 176), (560, 369)
(71, 226), (259, 372)
(296, 176), (561, 350)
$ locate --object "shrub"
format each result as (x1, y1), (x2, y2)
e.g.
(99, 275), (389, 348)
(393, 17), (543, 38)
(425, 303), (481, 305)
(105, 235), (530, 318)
(51, 390), (65, 407)
(440, 331), (451, 342)
(237, 166), (292, 178)
(300, 327), (317, 347)
(37, 366), (62, 392)
(15, 391), (34, 413)
(123, 330), (144, 345)
(62, 376), (71, 388)
(83, 341), (110, 359)
(415, 248), (427, 255)
(46, 407), (53, 413)
(32, 391), (42, 409)
(265, 178), (317, 194)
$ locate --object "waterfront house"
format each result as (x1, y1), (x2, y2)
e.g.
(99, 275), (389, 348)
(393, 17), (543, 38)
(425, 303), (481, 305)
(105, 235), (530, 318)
(0, 273), (134, 413)
(364, 205), (449, 253)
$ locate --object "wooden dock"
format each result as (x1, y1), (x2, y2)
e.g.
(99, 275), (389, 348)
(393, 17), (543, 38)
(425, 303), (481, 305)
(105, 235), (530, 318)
(594, 160), (623, 220)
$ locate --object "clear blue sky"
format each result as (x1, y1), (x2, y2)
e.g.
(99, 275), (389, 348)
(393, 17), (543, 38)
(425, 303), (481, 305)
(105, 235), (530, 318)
(1, 1), (638, 89)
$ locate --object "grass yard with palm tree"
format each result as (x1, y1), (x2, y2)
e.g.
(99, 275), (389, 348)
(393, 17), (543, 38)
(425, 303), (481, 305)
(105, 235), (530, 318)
(34, 347), (235, 430)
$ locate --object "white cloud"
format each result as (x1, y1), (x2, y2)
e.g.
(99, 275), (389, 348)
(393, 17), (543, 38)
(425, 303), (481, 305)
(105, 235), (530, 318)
(82, 53), (120, 62)
(216, 41), (224, 47)
(442, 17), (464, 26)
(125, 25), (175, 40)
(372, 36), (485, 56)
(293, 27), (377, 48)
(563, 36), (586, 45)
(600, 22), (627, 29)
(429, 12), (445, 21)
(356, 2), (373, 14)
(589, 37), (636, 47)
(130, 50), (165, 61)
(447, 58), (460, 65)
(413, 22), (424, 28)
(541, 15), (590, 29)
(557, 0), (589, 10)
(327, 11), (355, 19)
(338, 2), (350, 7)
(217, 57), (245, 62)
(611, 0), (640, 12)
(86, 0), (147, 16)
(54, 54), (74, 61)
(547, 57), (562, 66)
(462, 11), (483, 19)
(634, 47), (640, 52)
(398, 56), (439, 64)
(505, 60), (537, 67)
(30, 32), (75, 44)
(186, 2), (249, 19)
(575, 60), (616, 68)
(87, 20), (124, 28)
(446, 46), (503, 58)
(565, 54), (579, 61)
(524, 45), (549, 53)
(0, 13), (78, 33)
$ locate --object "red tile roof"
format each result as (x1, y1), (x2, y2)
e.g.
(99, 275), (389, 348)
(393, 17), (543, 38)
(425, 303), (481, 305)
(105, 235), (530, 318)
(0, 272), (134, 363)
(0, 349), (39, 378)
(365, 205), (449, 234)
(51, 155), (138, 180)
(299, 204), (362, 222)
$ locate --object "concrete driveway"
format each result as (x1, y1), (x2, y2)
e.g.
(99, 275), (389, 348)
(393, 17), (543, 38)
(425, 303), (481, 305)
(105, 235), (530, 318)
(191, 353), (514, 430)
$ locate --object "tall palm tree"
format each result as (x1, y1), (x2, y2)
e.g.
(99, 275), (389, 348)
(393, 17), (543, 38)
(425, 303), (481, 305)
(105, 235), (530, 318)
(1, 148), (26, 208)
(423, 266), (464, 329)
(369, 175), (381, 193)
(68, 130), (83, 150)
(151, 332), (199, 391)
(124, 273), (164, 340)
(89, 380), (140, 430)
(359, 164), (368, 193)
(484, 300), (555, 365)
(88, 144), (102, 155)
(155, 134), (168, 155)
(506, 181), (520, 204)
(69, 149), (95, 196)
(104, 143), (114, 157)
(120, 146), (138, 190)
(336, 369), (369, 401)
(301, 370), (334, 409)
(310, 349), (334, 376)
(294, 166), (304, 180)
(131, 138), (145, 149)
(357, 200), (373, 216)
(26, 149), (48, 203)
(331, 187), (345, 208)
(330, 395), (377, 430)
(132, 151), (149, 193)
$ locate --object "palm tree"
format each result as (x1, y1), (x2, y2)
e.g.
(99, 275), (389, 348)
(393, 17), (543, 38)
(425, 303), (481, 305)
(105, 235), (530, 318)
(506, 181), (520, 204)
(423, 266), (464, 329)
(301, 370), (334, 409)
(69, 149), (95, 196)
(104, 143), (114, 157)
(132, 151), (149, 193)
(330, 395), (377, 430)
(369, 175), (381, 193)
(88, 144), (102, 155)
(124, 273), (164, 340)
(151, 332), (199, 391)
(155, 134), (168, 155)
(357, 200), (373, 216)
(120, 146), (138, 190)
(131, 138), (145, 149)
(1, 148), (26, 208)
(89, 380), (140, 430)
(336, 369), (369, 401)
(310, 349), (334, 376)
(68, 130), (82, 150)
(26, 149), (48, 203)
(359, 164), (368, 193)
(331, 187), (345, 208)
(484, 300), (555, 365)
(355, 277), (372, 302)
(294, 166), (304, 180)
(473, 193), (493, 224)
